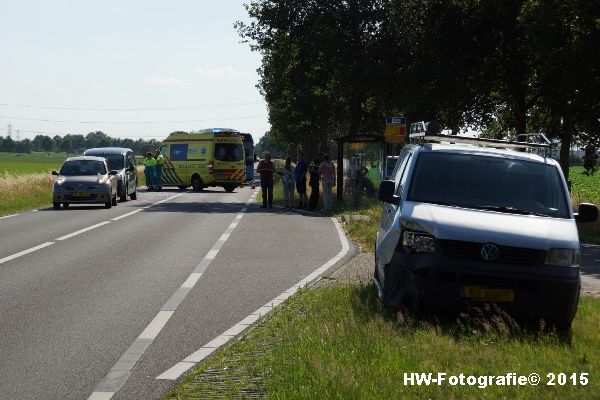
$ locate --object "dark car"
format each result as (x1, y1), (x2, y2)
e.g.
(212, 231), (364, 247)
(52, 156), (118, 209)
(83, 147), (138, 201)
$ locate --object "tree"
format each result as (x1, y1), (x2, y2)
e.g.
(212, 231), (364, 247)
(521, 0), (600, 178)
(238, 0), (389, 157)
(3, 136), (15, 153)
(14, 139), (33, 153)
(42, 136), (54, 155)
(61, 135), (73, 155)
(52, 135), (63, 152)
(70, 134), (86, 153)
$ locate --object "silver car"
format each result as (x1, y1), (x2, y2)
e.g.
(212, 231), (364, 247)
(51, 156), (118, 209)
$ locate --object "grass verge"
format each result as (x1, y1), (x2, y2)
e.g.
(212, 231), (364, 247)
(570, 166), (600, 244)
(163, 285), (600, 400)
(0, 172), (54, 215)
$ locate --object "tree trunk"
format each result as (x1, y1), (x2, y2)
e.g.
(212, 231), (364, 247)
(514, 96), (527, 137)
(559, 131), (571, 182)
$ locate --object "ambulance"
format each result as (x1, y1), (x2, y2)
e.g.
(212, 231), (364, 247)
(159, 128), (245, 192)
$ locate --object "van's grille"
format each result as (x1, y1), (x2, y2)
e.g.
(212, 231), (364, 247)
(438, 240), (543, 266)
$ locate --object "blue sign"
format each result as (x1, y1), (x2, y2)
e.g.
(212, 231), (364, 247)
(386, 117), (406, 124)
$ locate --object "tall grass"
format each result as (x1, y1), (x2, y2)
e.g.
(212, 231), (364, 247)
(165, 286), (600, 400)
(0, 172), (54, 215)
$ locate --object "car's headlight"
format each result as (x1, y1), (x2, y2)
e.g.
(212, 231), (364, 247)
(55, 177), (65, 185)
(545, 248), (579, 267)
(401, 231), (436, 253)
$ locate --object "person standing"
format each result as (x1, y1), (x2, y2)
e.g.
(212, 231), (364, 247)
(144, 152), (156, 191)
(294, 151), (308, 208)
(318, 154), (336, 211)
(245, 155), (254, 182)
(257, 152), (275, 208)
(281, 157), (295, 208)
(308, 152), (323, 211)
(154, 150), (164, 191)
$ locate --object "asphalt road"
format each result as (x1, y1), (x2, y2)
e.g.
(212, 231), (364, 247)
(0, 187), (342, 400)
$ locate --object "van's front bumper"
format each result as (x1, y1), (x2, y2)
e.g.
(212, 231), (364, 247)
(388, 251), (580, 323)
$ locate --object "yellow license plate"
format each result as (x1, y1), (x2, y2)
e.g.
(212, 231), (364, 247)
(73, 192), (90, 197)
(462, 286), (514, 302)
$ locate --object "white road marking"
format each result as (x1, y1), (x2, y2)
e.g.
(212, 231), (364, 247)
(111, 209), (142, 221)
(181, 273), (203, 289)
(155, 362), (196, 380)
(0, 213), (20, 220)
(87, 392), (115, 400)
(205, 249), (219, 260)
(148, 194), (182, 207)
(88, 192), (254, 399)
(0, 242), (54, 265)
(55, 221), (112, 241)
(156, 216), (350, 381)
(138, 311), (175, 340)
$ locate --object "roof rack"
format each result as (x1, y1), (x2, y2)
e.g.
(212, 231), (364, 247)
(409, 121), (552, 154)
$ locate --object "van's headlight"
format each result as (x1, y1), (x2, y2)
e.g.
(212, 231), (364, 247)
(401, 231), (435, 253)
(545, 248), (579, 267)
(98, 176), (109, 185)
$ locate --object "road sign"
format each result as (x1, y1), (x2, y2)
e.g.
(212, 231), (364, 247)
(385, 116), (406, 143)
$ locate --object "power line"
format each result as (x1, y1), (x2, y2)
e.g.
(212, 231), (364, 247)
(0, 114), (267, 124)
(0, 101), (261, 112)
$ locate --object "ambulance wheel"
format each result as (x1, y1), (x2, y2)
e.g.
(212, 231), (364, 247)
(191, 175), (203, 192)
(224, 185), (236, 193)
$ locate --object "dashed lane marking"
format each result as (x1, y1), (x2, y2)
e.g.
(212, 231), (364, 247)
(0, 242), (55, 265)
(87, 189), (260, 400)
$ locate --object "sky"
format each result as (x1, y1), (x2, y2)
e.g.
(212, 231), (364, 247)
(0, 0), (269, 142)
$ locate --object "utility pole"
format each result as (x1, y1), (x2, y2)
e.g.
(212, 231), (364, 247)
(16, 130), (21, 141)
(7, 123), (12, 138)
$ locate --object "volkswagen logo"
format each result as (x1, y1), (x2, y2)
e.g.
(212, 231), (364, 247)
(480, 243), (500, 261)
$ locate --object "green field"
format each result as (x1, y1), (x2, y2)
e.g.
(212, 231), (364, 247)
(0, 152), (69, 174)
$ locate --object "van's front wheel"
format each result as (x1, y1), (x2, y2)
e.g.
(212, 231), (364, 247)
(224, 185), (236, 193)
(191, 175), (203, 192)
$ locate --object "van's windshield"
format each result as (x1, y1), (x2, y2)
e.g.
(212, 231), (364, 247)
(407, 152), (570, 218)
(215, 143), (243, 162)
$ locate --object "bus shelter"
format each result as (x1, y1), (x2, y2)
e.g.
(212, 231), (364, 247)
(336, 134), (385, 203)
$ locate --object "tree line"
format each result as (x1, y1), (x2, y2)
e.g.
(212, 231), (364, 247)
(237, 0), (600, 177)
(0, 132), (160, 157)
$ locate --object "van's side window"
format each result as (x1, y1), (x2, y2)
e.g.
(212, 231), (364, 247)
(170, 144), (188, 161)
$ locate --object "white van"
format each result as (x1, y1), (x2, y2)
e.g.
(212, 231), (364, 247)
(374, 127), (598, 330)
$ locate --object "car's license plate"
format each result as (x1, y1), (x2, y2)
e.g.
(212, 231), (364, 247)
(73, 192), (90, 197)
(461, 286), (514, 302)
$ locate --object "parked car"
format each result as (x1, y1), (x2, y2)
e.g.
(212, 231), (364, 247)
(83, 147), (138, 201)
(374, 133), (598, 330)
(51, 156), (118, 209)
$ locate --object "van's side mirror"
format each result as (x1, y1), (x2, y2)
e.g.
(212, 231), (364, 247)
(109, 170), (118, 176)
(575, 203), (598, 223)
(377, 180), (400, 205)
(51, 171), (58, 176)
